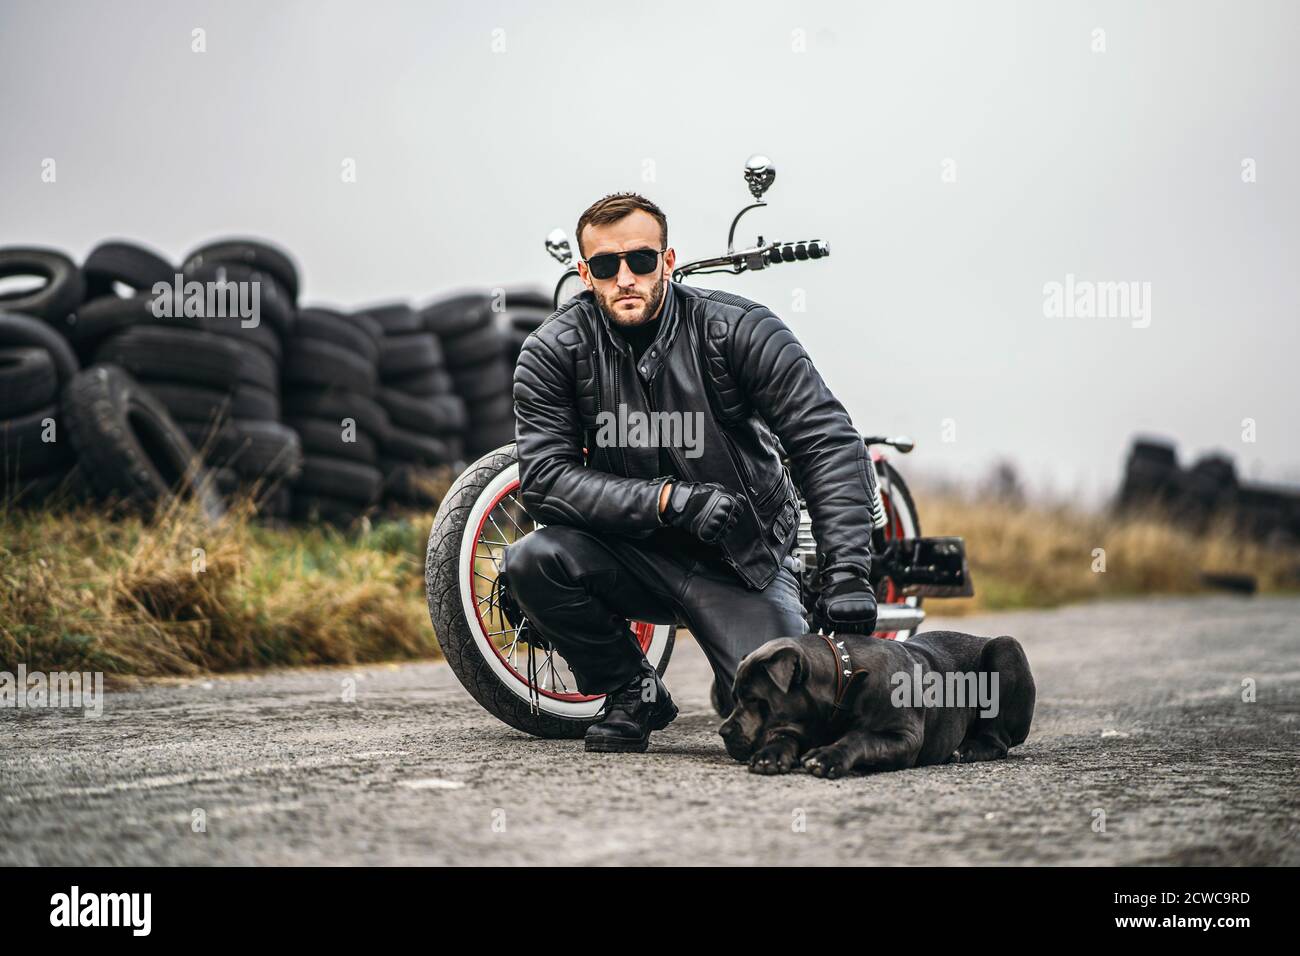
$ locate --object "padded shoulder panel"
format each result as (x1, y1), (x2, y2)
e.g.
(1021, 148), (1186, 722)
(695, 288), (767, 421)
(523, 297), (597, 428)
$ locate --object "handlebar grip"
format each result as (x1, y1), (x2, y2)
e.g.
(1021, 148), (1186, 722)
(766, 240), (830, 264)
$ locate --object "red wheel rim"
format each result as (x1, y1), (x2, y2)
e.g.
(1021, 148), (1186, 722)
(469, 476), (656, 701)
(875, 485), (912, 641)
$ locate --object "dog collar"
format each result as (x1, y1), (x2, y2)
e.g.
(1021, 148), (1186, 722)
(817, 633), (857, 711)
(814, 633), (873, 736)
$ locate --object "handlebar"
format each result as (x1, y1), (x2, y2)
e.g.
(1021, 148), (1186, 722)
(767, 239), (830, 263)
(673, 238), (830, 282)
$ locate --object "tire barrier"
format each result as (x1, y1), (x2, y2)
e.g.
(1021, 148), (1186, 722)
(282, 306), (381, 525)
(361, 301), (462, 511)
(1, 312), (80, 504)
(1116, 436), (1300, 546)
(62, 365), (225, 522)
(0, 239), (551, 527)
(416, 290), (534, 458)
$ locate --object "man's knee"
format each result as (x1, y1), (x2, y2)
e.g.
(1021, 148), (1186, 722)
(502, 526), (589, 604)
(688, 569), (808, 695)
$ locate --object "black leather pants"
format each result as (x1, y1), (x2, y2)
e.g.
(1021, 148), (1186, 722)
(502, 525), (809, 709)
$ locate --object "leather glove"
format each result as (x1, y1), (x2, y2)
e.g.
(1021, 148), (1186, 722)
(816, 567), (878, 635)
(662, 481), (743, 544)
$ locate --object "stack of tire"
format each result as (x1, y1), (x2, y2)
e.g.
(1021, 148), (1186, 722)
(4, 237), (555, 526)
(1, 245), (223, 520)
(180, 239), (302, 521)
(1116, 439), (1184, 512)
(419, 291), (514, 458)
(1182, 453), (1239, 520)
(78, 239), (302, 521)
(1236, 483), (1300, 545)
(359, 301), (468, 511)
(280, 306), (387, 526)
(1116, 436), (1300, 545)
(59, 364), (225, 523)
(497, 285), (554, 370)
(0, 247), (85, 503)
(63, 246), (168, 368)
(1177, 451), (1300, 544)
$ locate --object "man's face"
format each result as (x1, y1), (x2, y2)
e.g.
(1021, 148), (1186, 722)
(577, 209), (676, 327)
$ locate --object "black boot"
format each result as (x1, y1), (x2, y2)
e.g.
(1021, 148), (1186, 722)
(584, 668), (678, 753)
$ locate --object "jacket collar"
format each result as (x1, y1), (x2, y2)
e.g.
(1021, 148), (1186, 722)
(591, 279), (681, 359)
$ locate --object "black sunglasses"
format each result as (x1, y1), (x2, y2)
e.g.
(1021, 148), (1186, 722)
(583, 247), (665, 281)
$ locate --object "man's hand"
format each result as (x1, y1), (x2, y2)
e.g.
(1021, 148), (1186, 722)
(815, 567), (878, 634)
(662, 481), (743, 544)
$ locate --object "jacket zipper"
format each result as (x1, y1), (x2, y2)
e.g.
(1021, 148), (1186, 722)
(589, 348), (601, 466)
(650, 373), (755, 585)
(720, 429), (759, 496)
(611, 351), (631, 474)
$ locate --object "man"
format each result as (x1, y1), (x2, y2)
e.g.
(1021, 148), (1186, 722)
(503, 192), (878, 753)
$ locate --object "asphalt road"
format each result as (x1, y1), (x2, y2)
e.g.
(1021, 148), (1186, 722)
(2, 595), (1297, 866)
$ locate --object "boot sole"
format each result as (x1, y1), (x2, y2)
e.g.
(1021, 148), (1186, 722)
(584, 734), (650, 753)
(583, 695), (678, 753)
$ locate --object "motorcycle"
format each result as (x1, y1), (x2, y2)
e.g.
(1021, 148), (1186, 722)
(424, 155), (973, 739)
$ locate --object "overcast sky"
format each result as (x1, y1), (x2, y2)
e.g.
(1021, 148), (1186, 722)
(2, 0), (1296, 502)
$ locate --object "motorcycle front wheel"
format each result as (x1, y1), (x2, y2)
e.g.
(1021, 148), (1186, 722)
(424, 443), (676, 739)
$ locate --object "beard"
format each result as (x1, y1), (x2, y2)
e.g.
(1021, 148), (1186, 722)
(595, 275), (666, 328)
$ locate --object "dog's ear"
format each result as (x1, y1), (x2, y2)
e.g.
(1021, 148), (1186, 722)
(765, 646), (803, 695)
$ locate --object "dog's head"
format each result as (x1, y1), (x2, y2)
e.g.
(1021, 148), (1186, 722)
(718, 638), (818, 762)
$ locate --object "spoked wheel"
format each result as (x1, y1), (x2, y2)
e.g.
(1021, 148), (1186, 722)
(425, 444), (676, 738)
(872, 457), (924, 641)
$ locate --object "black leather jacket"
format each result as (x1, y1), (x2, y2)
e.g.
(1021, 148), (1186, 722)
(512, 281), (876, 590)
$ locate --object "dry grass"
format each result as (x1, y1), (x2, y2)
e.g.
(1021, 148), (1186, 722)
(915, 488), (1300, 615)
(0, 494), (437, 678)
(3, 485), (1297, 677)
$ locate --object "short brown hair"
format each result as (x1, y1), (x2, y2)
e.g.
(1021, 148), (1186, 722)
(575, 192), (668, 258)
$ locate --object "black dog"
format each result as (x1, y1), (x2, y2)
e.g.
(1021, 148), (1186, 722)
(719, 631), (1035, 777)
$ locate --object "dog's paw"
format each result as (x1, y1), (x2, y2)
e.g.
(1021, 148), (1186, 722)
(748, 744), (797, 775)
(801, 745), (849, 779)
(951, 739), (1008, 764)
